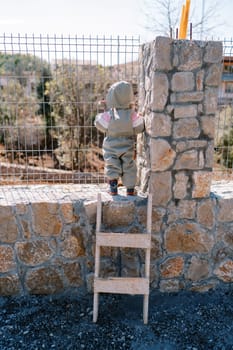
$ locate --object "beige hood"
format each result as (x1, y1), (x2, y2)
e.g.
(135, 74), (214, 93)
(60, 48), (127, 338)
(106, 81), (134, 109)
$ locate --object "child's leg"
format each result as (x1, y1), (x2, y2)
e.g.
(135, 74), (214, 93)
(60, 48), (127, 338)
(121, 147), (137, 195)
(103, 144), (121, 195)
(108, 179), (118, 195)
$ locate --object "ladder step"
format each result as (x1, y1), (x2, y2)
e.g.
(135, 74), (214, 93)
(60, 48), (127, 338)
(94, 277), (149, 295)
(96, 232), (151, 248)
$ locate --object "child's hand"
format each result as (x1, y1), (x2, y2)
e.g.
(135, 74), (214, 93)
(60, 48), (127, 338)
(97, 100), (106, 112)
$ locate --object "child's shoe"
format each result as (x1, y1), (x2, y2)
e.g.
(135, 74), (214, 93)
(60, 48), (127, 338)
(127, 188), (136, 196)
(108, 179), (118, 195)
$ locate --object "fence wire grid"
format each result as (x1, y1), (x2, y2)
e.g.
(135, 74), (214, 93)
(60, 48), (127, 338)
(0, 34), (140, 184)
(0, 34), (232, 185)
(214, 38), (233, 178)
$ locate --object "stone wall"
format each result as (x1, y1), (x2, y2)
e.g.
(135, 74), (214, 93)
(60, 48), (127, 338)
(0, 183), (233, 296)
(137, 37), (223, 197)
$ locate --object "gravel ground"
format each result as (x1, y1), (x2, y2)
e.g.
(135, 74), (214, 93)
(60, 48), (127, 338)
(1, 288), (233, 350)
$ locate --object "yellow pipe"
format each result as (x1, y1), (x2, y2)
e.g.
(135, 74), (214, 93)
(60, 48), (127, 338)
(179, 4), (186, 39)
(179, 0), (191, 39)
(183, 0), (191, 38)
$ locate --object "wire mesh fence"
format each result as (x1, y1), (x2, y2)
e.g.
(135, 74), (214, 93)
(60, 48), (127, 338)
(0, 34), (233, 185)
(0, 34), (140, 184)
(214, 38), (233, 178)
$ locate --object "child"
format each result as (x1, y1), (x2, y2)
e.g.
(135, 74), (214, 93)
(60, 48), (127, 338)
(95, 80), (144, 196)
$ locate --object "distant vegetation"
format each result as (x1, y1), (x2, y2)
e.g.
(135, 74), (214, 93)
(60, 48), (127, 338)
(0, 52), (138, 172)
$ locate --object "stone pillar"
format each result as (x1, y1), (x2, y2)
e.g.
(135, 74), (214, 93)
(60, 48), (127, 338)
(138, 37), (222, 204)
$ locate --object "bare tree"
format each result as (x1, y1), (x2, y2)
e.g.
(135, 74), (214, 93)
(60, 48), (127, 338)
(142, 0), (223, 39)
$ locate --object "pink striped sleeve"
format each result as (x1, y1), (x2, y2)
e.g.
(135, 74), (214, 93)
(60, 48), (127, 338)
(131, 111), (144, 128)
(102, 112), (111, 122)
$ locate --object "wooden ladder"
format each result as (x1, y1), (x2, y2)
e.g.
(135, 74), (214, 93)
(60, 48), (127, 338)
(93, 193), (152, 324)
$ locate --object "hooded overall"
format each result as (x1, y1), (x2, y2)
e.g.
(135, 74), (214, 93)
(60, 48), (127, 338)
(95, 81), (144, 191)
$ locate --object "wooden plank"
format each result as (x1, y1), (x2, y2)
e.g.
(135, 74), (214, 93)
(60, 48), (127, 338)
(96, 232), (151, 248)
(94, 277), (149, 295)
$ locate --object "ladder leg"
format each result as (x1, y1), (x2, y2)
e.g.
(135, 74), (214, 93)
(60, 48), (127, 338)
(93, 193), (101, 322)
(143, 194), (152, 324)
(93, 292), (99, 322)
(143, 294), (149, 324)
(93, 244), (100, 322)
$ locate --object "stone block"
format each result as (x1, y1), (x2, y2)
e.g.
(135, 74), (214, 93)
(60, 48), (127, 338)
(173, 171), (189, 199)
(189, 281), (218, 292)
(149, 172), (172, 206)
(212, 242), (233, 265)
(137, 206), (166, 233)
(214, 259), (233, 282)
(173, 118), (200, 139)
(205, 64), (222, 86)
(19, 219), (31, 239)
(103, 201), (135, 227)
(151, 72), (169, 111)
(196, 70), (204, 91)
(60, 230), (85, 258)
(168, 200), (196, 223)
(150, 139), (176, 171)
(0, 245), (16, 272)
(199, 151), (205, 168)
(31, 202), (63, 237)
(174, 105), (197, 119)
(192, 171), (212, 198)
(174, 150), (199, 170)
(0, 274), (21, 296)
(171, 72), (194, 92)
(204, 87), (218, 115)
(148, 113), (172, 137)
(204, 41), (223, 63)
(26, 267), (64, 294)
(176, 40), (202, 71)
(84, 201), (97, 224)
(159, 279), (182, 292)
(152, 36), (172, 71)
(171, 91), (203, 103)
(85, 273), (94, 293)
(0, 206), (18, 243)
(221, 224), (233, 248)
(187, 256), (209, 281)
(197, 199), (215, 229)
(165, 222), (214, 253)
(160, 256), (184, 278)
(100, 258), (118, 278)
(62, 261), (83, 287)
(205, 141), (214, 168)
(121, 250), (140, 277)
(150, 235), (163, 261)
(218, 198), (233, 222)
(200, 116), (215, 139)
(15, 203), (27, 215)
(60, 202), (78, 224)
(16, 240), (54, 266)
(176, 140), (207, 153)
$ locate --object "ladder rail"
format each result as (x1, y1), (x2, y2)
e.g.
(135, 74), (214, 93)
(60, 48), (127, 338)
(145, 193), (152, 279)
(93, 193), (102, 323)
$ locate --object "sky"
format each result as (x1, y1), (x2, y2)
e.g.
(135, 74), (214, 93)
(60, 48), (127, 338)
(0, 0), (232, 43)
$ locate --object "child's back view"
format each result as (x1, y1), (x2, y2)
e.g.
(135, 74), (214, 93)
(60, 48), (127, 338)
(95, 80), (144, 195)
